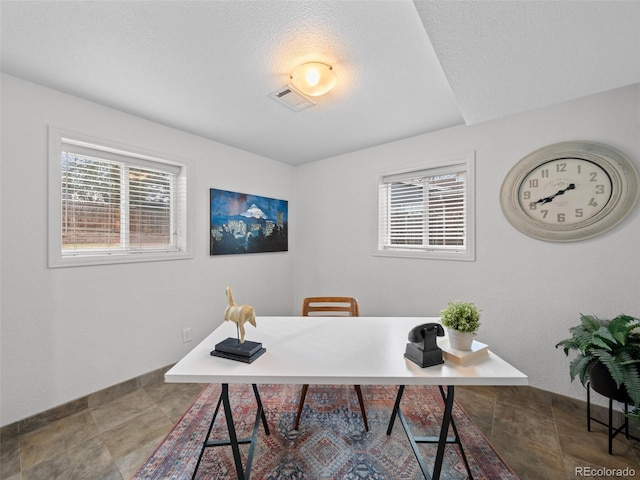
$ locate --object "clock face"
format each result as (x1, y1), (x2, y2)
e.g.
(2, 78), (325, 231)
(518, 158), (613, 226)
(500, 142), (639, 242)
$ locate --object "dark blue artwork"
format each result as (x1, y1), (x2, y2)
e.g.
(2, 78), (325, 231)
(210, 189), (288, 255)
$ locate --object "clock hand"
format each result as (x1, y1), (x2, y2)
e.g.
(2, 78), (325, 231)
(531, 183), (576, 206)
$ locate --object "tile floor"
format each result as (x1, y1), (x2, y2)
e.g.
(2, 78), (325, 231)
(455, 385), (640, 480)
(2, 372), (640, 480)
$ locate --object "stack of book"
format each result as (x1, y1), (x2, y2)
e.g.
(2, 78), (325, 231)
(439, 339), (489, 365)
(211, 337), (266, 363)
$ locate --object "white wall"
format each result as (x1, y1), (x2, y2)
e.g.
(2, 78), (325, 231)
(2, 74), (639, 427)
(293, 83), (640, 404)
(0, 75), (295, 426)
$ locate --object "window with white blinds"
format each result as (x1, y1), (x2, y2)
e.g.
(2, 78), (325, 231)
(49, 128), (191, 267)
(376, 152), (475, 261)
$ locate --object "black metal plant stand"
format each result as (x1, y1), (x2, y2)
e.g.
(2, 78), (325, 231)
(192, 384), (270, 480)
(386, 385), (473, 480)
(586, 382), (638, 455)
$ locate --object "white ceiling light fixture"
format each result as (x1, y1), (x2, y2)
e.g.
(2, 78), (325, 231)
(289, 62), (337, 97)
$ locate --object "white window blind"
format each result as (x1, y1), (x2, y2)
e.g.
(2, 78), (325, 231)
(376, 153), (475, 261)
(49, 128), (190, 267)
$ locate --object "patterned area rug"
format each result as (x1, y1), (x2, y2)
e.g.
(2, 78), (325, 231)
(134, 384), (518, 480)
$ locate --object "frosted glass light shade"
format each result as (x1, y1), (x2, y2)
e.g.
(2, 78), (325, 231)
(289, 62), (336, 97)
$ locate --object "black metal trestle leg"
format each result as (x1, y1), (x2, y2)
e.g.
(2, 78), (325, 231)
(191, 384), (270, 480)
(437, 386), (472, 478)
(386, 385), (473, 480)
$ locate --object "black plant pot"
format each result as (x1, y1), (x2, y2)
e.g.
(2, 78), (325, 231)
(589, 361), (632, 404)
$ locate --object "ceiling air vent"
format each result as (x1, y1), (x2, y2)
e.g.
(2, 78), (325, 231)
(269, 86), (315, 112)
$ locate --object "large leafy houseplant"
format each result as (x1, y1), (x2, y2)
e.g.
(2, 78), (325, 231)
(555, 314), (640, 409)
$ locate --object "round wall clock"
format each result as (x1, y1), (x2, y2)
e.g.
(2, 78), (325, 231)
(500, 141), (640, 242)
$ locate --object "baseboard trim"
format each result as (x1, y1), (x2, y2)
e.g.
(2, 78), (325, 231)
(0, 364), (173, 442)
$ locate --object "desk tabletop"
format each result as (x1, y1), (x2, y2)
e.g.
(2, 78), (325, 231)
(165, 316), (528, 386)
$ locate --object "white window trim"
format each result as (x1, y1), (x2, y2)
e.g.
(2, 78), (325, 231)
(48, 126), (193, 267)
(374, 150), (475, 262)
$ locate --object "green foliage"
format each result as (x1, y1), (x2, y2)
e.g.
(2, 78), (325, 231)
(556, 314), (640, 410)
(440, 301), (481, 335)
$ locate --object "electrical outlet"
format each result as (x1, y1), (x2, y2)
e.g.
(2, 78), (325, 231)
(182, 328), (192, 343)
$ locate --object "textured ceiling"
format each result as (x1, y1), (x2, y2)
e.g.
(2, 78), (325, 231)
(2, 1), (639, 165)
(416, 0), (640, 125)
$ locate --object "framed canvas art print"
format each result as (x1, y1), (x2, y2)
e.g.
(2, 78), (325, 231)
(210, 189), (288, 255)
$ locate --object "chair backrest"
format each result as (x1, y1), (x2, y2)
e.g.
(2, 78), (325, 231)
(302, 297), (359, 317)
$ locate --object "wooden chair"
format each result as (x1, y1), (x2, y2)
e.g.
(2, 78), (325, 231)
(294, 296), (369, 431)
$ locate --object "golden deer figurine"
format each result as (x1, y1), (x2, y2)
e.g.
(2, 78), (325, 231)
(224, 286), (256, 343)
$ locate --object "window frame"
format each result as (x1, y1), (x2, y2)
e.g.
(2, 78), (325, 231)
(374, 151), (475, 261)
(48, 127), (192, 267)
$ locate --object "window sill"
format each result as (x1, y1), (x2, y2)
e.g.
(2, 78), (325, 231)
(48, 251), (193, 268)
(374, 249), (475, 262)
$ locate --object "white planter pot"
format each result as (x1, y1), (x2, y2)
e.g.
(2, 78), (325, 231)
(447, 329), (473, 351)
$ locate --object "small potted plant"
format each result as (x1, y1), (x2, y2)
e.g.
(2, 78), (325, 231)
(555, 313), (640, 409)
(440, 301), (481, 351)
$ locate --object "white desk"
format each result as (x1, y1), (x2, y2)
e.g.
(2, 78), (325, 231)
(166, 317), (528, 480)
